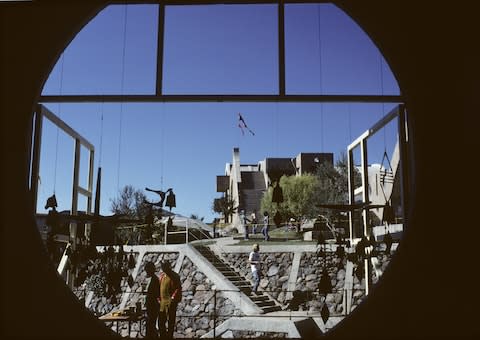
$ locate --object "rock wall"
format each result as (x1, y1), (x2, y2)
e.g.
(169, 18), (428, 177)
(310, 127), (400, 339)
(176, 257), (243, 338)
(296, 252), (346, 315)
(79, 251), (140, 316)
(124, 252), (179, 309)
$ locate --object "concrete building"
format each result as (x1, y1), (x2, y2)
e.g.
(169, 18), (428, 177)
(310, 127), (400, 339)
(216, 148), (333, 229)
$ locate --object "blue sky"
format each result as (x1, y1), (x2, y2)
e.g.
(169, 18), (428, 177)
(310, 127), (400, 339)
(37, 3), (401, 222)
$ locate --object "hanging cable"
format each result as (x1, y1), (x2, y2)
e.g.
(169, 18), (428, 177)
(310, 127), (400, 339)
(160, 101), (165, 190)
(317, 4), (324, 152)
(53, 52), (66, 194)
(379, 52), (386, 148)
(116, 4), (128, 192)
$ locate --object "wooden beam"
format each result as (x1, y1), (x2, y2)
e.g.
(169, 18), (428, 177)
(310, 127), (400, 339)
(39, 104), (95, 150)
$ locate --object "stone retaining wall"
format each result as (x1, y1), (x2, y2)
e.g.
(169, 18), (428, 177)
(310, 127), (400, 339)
(176, 257), (243, 338)
(78, 251), (140, 316)
(297, 252), (346, 315)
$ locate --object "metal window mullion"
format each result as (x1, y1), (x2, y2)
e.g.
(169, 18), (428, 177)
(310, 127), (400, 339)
(278, 0), (285, 96)
(156, 2), (165, 96)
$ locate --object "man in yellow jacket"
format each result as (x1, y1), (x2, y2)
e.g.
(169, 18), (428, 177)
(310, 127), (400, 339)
(158, 261), (181, 339)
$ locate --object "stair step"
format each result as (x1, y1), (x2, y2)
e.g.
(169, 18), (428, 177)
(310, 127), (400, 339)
(223, 276), (243, 281)
(262, 306), (282, 313)
(256, 301), (276, 307)
(250, 295), (269, 302)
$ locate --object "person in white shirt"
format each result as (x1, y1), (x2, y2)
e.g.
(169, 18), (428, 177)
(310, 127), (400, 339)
(249, 243), (261, 294)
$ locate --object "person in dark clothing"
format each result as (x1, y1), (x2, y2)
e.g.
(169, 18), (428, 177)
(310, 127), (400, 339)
(144, 262), (160, 338)
(158, 261), (181, 339)
(384, 231), (393, 254)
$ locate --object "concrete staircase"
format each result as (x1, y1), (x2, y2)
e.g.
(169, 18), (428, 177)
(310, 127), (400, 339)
(194, 245), (281, 314)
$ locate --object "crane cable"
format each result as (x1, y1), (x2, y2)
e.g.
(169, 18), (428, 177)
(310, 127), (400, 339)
(116, 4), (128, 192)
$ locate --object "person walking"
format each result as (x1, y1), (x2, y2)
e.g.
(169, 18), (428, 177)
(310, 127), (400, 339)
(249, 243), (261, 294)
(144, 262), (160, 338)
(261, 211), (270, 241)
(158, 261), (182, 339)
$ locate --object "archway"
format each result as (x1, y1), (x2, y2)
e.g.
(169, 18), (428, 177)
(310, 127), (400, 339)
(1, 1), (469, 339)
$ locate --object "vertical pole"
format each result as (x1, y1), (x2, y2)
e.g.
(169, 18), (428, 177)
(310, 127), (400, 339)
(31, 105), (44, 213)
(397, 104), (409, 227)
(360, 139), (369, 237)
(347, 149), (354, 242)
(213, 289), (216, 339)
(164, 219), (167, 245)
(71, 139), (81, 251)
(86, 148), (94, 243)
(278, 0), (286, 96)
(186, 219), (189, 244)
(156, 2), (165, 96)
(360, 139), (369, 296)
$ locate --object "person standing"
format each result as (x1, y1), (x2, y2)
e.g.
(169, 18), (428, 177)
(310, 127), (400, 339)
(251, 210), (257, 234)
(144, 262), (160, 338)
(241, 210), (250, 240)
(158, 261), (182, 339)
(249, 243), (261, 294)
(261, 211), (270, 241)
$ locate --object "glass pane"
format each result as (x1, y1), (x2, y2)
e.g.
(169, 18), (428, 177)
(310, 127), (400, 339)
(163, 4), (278, 94)
(285, 3), (400, 95)
(42, 5), (158, 95)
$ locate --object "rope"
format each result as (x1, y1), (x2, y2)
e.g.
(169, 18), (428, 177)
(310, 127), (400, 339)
(317, 4), (324, 152)
(116, 4), (128, 191)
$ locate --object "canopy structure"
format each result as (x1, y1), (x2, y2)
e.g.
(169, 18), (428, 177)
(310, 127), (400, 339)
(158, 214), (213, 236)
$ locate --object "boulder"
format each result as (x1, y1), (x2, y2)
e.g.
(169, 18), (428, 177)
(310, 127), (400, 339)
(267, 265), (279, 277)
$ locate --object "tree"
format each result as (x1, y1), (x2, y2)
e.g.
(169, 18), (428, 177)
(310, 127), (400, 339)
(315, 152), (362, 228)
(261, 174), (319, 223)
(212, 194), (237, 223)
(110, 185), (149, 220)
